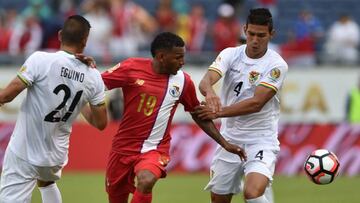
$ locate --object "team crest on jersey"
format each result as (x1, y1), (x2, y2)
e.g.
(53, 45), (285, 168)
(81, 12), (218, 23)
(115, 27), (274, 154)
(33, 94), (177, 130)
(269, 68), (281, 80)
(169, 84), (181, 97)
(248, 71), (260, 84)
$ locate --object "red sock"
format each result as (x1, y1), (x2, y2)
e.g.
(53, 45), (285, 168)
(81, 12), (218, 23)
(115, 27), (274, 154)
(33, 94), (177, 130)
(130, 189), (152, 203)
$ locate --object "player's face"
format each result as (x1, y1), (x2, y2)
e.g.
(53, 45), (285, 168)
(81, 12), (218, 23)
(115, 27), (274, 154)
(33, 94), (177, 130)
(162, 46), (185, 75)
(244, 24), (274, 58)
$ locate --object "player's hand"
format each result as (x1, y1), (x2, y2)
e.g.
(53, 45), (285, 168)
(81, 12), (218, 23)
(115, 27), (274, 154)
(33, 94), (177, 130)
(205, 92), (221, 113)
(224, 143), (247, 161)
(194, 103), (218, 120)
(75, 53), (97, 69)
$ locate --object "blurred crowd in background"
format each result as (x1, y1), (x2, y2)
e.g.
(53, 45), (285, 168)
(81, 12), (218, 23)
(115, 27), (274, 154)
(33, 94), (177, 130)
(0, 0), (360, 67)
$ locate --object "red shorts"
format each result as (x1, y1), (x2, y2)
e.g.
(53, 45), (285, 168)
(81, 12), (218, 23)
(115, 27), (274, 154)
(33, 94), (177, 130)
(105, 150), (170, 197)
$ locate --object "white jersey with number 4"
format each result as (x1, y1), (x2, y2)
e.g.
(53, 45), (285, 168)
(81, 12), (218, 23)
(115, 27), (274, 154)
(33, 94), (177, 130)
(209, 45), (288, 145)
(8, 51), (105, 167)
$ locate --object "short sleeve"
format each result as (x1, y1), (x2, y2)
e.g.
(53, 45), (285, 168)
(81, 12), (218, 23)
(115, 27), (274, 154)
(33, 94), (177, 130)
(180, 74), (200, 112)
(101, 60), (131, 90)
(259, 63), (288, 92)
(17, 52), (42, 86)
(208, 47), (235, 77)
(89, 71), (106, 106)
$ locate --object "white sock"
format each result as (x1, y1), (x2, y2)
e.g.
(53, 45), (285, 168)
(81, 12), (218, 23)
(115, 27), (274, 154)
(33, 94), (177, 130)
(264, 187), (274, 203)
(246, 195), (269, 203)
(39, 183), (62, 203)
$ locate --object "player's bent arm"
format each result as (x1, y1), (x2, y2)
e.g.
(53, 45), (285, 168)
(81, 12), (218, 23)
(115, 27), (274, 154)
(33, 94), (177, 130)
(190, 112), (247, 160)
(81, 103), (108, 130)
(0, 76), (27, 104)
(199, 70), (222, 97)
(218, 85), (276, 117)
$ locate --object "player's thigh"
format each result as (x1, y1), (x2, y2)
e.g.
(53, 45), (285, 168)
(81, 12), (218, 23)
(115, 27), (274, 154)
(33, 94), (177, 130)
(105, 151), (137, 197)
(244, 143), (279, 183)
(205, 159), (243, 195)
(134, 150), (169, 180)
(0, 149), (37, 202)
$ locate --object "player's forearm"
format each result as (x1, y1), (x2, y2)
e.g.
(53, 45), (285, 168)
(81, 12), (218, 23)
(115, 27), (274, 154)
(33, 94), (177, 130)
(218, 98), (263, 118)
(0, 89), (16, 103)
(199, 77), (217, 97)
(81, 104), (107, 130)
(191, 114), (228, 148)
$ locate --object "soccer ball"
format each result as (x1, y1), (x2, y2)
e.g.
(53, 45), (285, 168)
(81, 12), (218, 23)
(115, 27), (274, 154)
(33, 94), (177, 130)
(304, 149), (340, 185)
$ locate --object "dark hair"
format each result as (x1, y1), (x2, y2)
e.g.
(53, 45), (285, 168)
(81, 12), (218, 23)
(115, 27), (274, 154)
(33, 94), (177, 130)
(61, 15), (91, 45)
(246, 8), (273, 32)
(150, 32), (185, 57)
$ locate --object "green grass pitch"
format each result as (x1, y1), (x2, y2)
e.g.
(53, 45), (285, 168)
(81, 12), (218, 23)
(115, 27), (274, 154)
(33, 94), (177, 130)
(31, 172), (360, 202)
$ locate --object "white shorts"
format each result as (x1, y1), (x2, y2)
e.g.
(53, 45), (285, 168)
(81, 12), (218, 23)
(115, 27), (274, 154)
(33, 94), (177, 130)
(204, 143), (279, 195)
(0, 148), (63, 202)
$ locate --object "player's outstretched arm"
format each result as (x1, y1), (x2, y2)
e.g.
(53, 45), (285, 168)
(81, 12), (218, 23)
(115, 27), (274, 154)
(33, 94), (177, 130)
(81, 103), (107, 130)
(0, 76), (27, 104)
(218, 86), (276, 118)
(190, 112), (247, 161)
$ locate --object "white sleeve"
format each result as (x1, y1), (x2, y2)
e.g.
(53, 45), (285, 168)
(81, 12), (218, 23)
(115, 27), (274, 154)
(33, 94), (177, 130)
(89, 71), (106, 106)
(17, 52), (42, 86)
(208, 47), (235, 77)
(259, 62), (288, 92)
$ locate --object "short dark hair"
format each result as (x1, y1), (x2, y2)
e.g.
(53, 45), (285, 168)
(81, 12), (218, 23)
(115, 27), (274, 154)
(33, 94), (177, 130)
(150, 32), (185, 57)
(246, 8), (273, 32)
(61, 15), (91, 45)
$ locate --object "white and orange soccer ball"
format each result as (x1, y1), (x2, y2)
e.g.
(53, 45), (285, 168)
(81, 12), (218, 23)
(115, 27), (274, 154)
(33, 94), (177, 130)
(304, 149), (340, 185)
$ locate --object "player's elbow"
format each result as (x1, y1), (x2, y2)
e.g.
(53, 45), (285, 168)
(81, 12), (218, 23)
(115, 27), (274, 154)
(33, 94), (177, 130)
(96, 119), (107, 131)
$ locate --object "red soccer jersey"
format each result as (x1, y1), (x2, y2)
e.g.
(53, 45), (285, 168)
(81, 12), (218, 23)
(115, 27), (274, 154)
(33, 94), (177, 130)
(102, 58), (200, 156)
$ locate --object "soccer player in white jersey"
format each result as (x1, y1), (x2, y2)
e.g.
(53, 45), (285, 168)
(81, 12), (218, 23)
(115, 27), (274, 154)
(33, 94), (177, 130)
(196, 8), (288, 203)
(0, 15), (107, 203)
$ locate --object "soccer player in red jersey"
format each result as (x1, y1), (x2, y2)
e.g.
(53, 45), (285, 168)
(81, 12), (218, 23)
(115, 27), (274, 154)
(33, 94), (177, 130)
(101, 32), (247, 203)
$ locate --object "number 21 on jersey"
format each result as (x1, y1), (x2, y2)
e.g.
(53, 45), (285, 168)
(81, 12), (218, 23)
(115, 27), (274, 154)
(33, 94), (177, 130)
(137, 93), (157, 116)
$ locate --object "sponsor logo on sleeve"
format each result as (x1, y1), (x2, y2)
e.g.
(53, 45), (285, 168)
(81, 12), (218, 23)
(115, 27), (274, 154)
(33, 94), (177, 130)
(269, 68), (281, 81)
(19, 66), (27, 73)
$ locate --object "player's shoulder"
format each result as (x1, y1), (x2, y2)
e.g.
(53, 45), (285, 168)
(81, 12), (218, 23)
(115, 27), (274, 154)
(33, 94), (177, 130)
(266, 49), (288, 69)
(124, 57), (152, 65)
(27, 51), (52, 60)
(119, 57), (152, 70)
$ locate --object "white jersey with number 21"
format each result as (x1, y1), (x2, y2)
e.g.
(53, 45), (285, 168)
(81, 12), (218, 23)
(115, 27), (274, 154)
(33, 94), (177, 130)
(8, 51), (105, 167)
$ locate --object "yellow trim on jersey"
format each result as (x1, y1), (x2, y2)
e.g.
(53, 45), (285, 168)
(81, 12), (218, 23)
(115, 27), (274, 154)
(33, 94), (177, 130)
(17, 73), (30, 86)
(96, 101), (106, 106)
(208, 67), (223, 77)
(259, 82), (278, 92)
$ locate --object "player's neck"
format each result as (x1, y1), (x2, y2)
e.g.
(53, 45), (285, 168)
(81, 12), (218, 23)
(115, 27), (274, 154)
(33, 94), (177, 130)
(152, 60), (165, 74)
(245, 48), (267, 59)
(60, 45), (83, 55)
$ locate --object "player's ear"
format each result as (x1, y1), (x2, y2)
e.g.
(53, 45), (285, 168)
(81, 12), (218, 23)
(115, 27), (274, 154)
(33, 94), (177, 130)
(270, 29), (275, 39)
(243, 25), (247, 34)
(58, 30), (62, 43)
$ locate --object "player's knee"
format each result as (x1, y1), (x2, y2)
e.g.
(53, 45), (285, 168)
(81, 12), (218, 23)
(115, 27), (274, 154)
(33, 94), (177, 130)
(243, 185), (265, 199)
(136, 171), (157, 192)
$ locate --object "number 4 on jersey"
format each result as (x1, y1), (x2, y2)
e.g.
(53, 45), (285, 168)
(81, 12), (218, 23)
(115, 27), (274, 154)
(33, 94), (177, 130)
(255, 150), (264, 160)
(234, 82), (243, 96)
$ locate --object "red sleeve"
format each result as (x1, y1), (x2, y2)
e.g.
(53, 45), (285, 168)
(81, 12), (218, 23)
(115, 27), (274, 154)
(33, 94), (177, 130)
(180, 73), (200, 112)
(101, 59), (132, 90)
